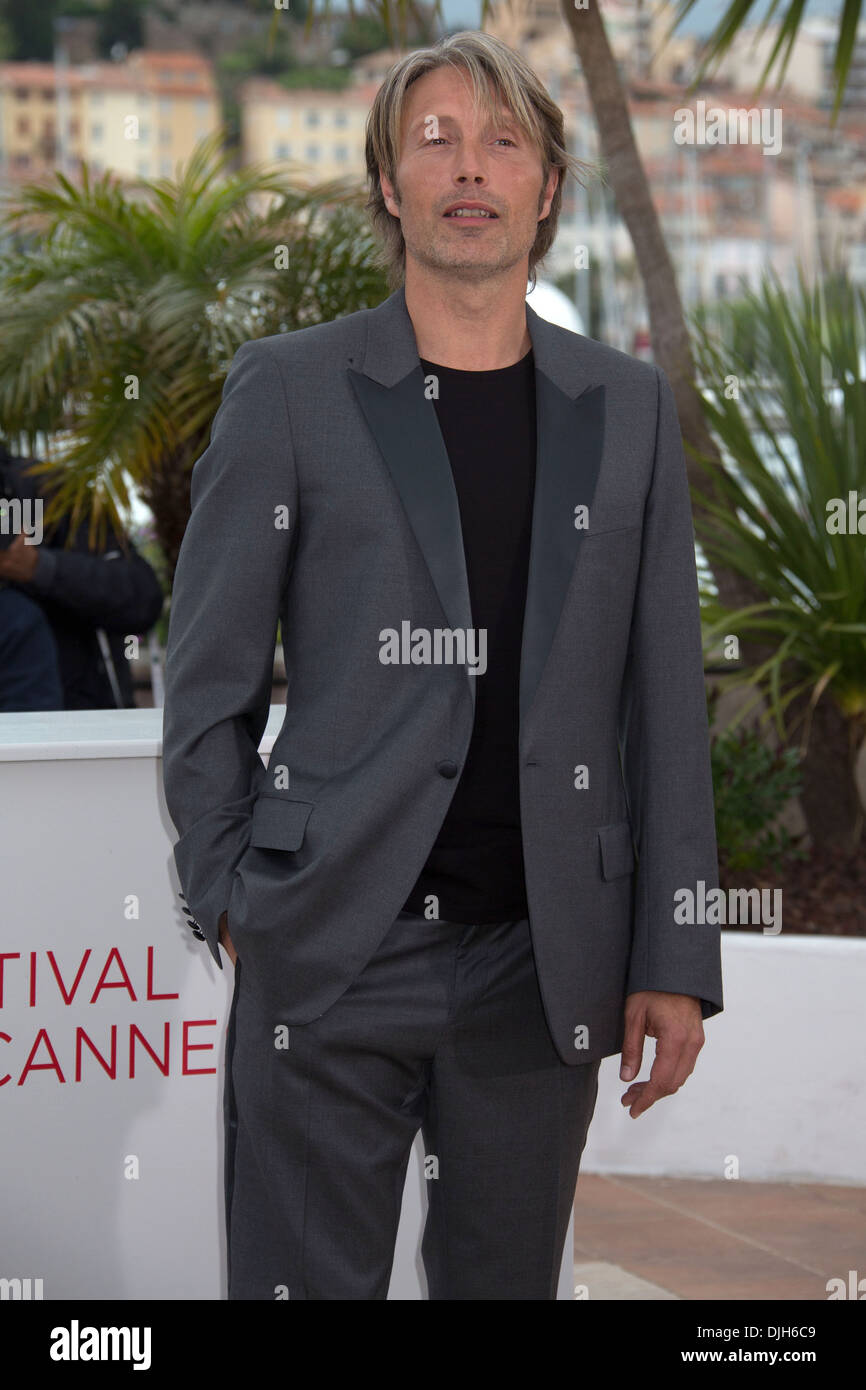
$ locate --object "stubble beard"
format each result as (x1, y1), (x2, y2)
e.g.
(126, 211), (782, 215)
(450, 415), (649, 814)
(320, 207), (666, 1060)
(391, 180), (548, 287)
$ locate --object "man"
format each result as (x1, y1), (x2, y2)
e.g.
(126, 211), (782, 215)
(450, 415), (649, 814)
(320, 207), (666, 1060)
(162, 30), (723, 1301)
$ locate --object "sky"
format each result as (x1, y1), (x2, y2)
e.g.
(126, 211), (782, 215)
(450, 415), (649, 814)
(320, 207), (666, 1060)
(439, 0), (845, 36)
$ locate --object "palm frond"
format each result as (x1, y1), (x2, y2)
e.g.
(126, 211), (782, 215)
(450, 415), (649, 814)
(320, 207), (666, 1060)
(691, 266), (866, 733)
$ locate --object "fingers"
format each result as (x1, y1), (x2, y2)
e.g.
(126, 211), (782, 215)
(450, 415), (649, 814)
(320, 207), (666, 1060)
(620, 1000), (647, 1082)
(621, 1026), (704, 1117)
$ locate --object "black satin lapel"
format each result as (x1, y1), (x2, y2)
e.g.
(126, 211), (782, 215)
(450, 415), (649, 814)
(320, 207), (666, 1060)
(519, 376), (606, 729)
(347, 363), (476, 714)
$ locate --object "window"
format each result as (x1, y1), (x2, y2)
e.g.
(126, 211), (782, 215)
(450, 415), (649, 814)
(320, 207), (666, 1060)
(159, 127), (171, 145)
(334, 110), (348, 127)
(305, 144), (320, 161)
(91, 123), (104, 141)
(305, 110), (320, 127)
(334, 145), (348, 162)
(159, 97), (172, 114)
(277, 109), (291, 129)
(274, 142), (291, 159)
(16, 116), (30, 135)
(13, 88), (29, 101)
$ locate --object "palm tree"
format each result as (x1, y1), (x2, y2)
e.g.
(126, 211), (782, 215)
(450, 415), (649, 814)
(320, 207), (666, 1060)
(672, 0), (863, 120)
(691, 269), (866, 851)
(0, 132), (389, 576)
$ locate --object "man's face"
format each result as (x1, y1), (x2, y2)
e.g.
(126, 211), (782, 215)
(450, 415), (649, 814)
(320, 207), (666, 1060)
(379, 65), (559, 284)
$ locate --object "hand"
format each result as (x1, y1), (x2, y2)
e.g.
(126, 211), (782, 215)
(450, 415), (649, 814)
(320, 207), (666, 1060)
(218, 910), (238, 966)
(0, 533), (41, 583)
(619, 991), (704, 1118)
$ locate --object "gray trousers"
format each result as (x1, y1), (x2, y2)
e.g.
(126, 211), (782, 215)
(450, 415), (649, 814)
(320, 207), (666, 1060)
(224, 909), (600, 1300)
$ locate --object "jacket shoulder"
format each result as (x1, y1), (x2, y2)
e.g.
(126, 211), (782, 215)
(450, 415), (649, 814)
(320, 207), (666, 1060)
(232, 305), (369, 371)
(542, 318), (661, 390)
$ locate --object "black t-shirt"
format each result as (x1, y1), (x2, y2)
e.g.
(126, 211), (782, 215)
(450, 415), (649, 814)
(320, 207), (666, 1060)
(401, 346), (537, 924)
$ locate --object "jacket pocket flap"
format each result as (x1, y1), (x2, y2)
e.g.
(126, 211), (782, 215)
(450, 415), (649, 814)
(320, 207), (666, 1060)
(598, 820), (636, 880)
(249, 797), (313, 851)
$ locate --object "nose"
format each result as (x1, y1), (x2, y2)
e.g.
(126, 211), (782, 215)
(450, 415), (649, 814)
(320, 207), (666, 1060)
(451, 135), (490, 187)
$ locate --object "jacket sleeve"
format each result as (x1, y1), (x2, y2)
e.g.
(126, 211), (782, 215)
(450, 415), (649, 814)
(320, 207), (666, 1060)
(18, 505), (164, 634)
(161, 338), (297, 967)
(617, 365), (723, 1019)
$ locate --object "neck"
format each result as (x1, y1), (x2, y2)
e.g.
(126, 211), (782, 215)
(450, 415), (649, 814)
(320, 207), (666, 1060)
(403, 262), (532, 370)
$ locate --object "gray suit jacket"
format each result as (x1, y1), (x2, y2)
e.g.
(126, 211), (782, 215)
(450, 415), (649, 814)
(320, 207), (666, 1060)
(161, 283), (723, 1065)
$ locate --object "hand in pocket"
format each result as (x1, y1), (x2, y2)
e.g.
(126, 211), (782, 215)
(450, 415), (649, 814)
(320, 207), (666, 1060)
(218, 909), (238, 966)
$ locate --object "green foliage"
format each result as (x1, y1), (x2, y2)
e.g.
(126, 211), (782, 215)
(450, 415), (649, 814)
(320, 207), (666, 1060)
(0, 134), (389, 552)
(217, 28), (296, 80)
(335, 14), (393, 59)
(95, 0), (145, 58)
(2, 0), (57, 60)
(690, 267), (866, 746)
(692, 293), (764, 375)
(708, 691), (806, 875)
(287, 0), (455, 50)
(276, 66), (353, 90)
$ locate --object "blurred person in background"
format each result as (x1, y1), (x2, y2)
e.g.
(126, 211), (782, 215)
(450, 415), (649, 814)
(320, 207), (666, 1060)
(0, 587), (64, 712)
(0, 440), (164, 710)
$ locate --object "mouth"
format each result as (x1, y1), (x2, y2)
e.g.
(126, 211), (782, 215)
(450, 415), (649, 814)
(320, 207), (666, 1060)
(443, 203), (499, 222)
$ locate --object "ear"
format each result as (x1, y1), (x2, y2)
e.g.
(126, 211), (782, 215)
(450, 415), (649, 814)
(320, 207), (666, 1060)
(539, 165), (560, 222)
(379, 168), (400, 219)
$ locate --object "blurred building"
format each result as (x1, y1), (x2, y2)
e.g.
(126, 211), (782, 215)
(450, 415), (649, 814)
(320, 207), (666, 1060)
(711, 17), (866, 112)
(0, 50), (220, 183)
(239, 77), (378, 184)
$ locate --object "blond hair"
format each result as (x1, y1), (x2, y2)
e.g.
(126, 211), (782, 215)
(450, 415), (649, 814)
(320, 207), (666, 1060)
(364, 30), (596, 291)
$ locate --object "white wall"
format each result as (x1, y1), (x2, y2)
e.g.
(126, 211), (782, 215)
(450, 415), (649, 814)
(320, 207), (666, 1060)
(0, 708), (574, 1300)
(585, 934), (866, 1186)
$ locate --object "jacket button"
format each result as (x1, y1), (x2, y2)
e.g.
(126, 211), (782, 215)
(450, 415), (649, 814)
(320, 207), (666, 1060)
(437, 760), (459, 778)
